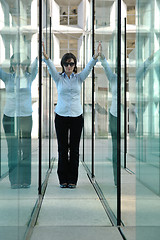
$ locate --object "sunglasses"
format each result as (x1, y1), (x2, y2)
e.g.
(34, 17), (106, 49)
(63, 62), (75, 67)
(12, 63), (28, 67)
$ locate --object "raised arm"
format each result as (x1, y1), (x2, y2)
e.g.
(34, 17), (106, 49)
(100, 57), (115, 82)
(30, 57), (38, 81)
(78, 42), (101, 82)
(0, 67), (10, 83)
(42, 42), (60, 82)
(136, 58), (152, 81)
(98, 42), (116, 82)
(78, 57), (98, 82)
(136, 50), (160, 81)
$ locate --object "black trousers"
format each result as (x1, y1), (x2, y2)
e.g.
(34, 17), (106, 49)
(55, 114), (83, 185)
(109, 113), (117, 186)
(3, 114), (32, 186)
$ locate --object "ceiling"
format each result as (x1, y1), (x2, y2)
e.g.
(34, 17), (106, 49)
(123, 0), (136, 6)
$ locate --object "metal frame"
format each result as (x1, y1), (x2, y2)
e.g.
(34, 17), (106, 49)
(91, 0), (95, 179)
(49, 16), (52, 169)
(124, 17), (127, 168)
(117, 0), (121, 226)
(38, 0), (42, 195)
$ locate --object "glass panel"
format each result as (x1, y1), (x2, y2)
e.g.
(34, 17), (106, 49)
(42, 0), (50, 183)
(0, 0), (39, 238)
(95, 1), (111, 28)
(60, 6), (68, 25)
(60, 6), (68, 15)
(84, 33), (92, 172)
(69, 16), (77, 25)
(69, 6), (77, 25)
(60, 39), (68, 49)
(69, 39), (78, 51)
(60, 39), (78, 58)
(136, 0), (160, 238)
(121, 19), (125, 169)
(94, 0), (118, 220)
(60, 49), (67, 59)
(69, 6), (77, 15)
(60, 16), (68, 25)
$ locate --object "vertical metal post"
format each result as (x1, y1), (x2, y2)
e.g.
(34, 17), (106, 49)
(0, 94), (1, 177)
(159, 86), (160, 196)
(91, 0), (95, 178)
(124, 17), (127, 168)
(49, 16), (52, 168)
(39, 0), (42, 195)
(117, 0), (121, 226)
(83, 36), (85, 162)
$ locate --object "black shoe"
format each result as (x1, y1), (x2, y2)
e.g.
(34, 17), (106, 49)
(68, 184), (76, 189)
(60, 183), (68, 188)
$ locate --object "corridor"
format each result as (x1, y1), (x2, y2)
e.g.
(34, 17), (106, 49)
(30, 161), (123, 240)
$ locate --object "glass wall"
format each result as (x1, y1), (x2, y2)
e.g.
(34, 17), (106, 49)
(83, 1), (93, 172)
(82, 0), (125, 223)
(0, 0), (54, 239)
(94, 0), (118, 220)
(42, 0), (50, 184)
(136, 0), (160, 238)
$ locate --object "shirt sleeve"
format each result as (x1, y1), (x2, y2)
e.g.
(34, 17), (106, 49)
(31, 57), (38, 81)
(43, 58), (60, 83)
(78, 57), (98, 82)
(100, 58), (115, 82)
(0, 67), (10, 83)
(136, 59), (152, 81)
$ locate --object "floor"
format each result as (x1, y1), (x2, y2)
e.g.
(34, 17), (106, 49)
(30, 162), (123, 240)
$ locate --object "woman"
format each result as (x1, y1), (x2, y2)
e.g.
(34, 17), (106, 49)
(43, 42), (100, 188)
(99, 42), (156, 187)
(0, 53), (38, 189)
(98, 45), (118, 187)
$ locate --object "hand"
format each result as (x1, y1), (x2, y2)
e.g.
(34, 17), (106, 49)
(97, 41), (102, 56)
(42, 42), (49, 60)
(93, 41), (102, 60)
(97, 41), (105, 59)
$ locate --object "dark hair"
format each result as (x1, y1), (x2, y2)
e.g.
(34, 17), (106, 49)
(60, 53), (77, 74)
(10, 53), (31, 73)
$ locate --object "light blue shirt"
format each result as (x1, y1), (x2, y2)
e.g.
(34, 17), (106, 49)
(0, 58), (38, 117)
(100, 58), (117, 117)
(100, 57), (152, 118)
(44, 57), (98, 117)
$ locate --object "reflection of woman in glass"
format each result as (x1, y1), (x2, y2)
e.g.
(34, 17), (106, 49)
(42, 42), (99, 188)
(98, 45), (118, 187)
(0, 53), (38, 189)
(99, 43), (157, 187)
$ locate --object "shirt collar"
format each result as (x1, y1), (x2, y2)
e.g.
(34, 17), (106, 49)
(62, 72), (75, 78)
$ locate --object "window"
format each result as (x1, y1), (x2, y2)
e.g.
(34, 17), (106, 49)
(127, 6), (135, 25)
(60, 6), (77, 25)
(60, 38), (78, 59)
(127, 39), (135, 57)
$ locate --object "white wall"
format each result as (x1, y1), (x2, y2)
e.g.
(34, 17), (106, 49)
(78, 1), (83, 28)
(31, 0), (37, 27)
(53, 35), (60, 64)
(52, 0), (60, 28)
(110, 2), (116, 29)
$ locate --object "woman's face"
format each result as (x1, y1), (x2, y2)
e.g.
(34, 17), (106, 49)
(12, 59), (29, 74)
(63, 58), (75, 76)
